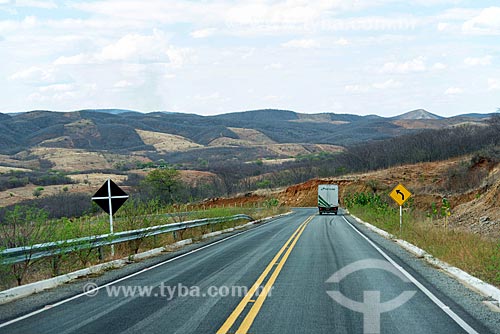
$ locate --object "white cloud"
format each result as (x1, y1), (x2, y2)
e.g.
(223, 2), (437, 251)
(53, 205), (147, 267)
(73, 0), (220, 24)
(54, 54), (94, 65)
(437, 22), (450, 31)
(28, 83), (96, 103)
(73, 0), (382, 27)
(432, 62), (447, 70)
(38, 83), (73, 93)
(265, 63), (283, 70)
(437, 8), (480, 21)
(463, 7), (500, 34)
(51, 31), (192, 69)
(190, 28), (216, 38)
(411, 0), (463, 6)
(282, 39), (320, 49)
(345, 79), (401, 92)
(326, 16), (420, 31)
(21, 15), (37, 28)
(464, 55), (492, 66)
(1, 0), (498, 115)
(98, 30), (170, 63)
(9, 65), (66, 84)
(345, 84), (369, 93)
(372, 79), (401, 89)
(445, 87), (463, 95)
(225, 2), (323, 26)
(263, 95), (284, 101)
(381, 57), (426, 74)
(488, 79), (500, 91)
(15, 0), (57, 8)
(335, 38), (349, 45)
(165, 46), (194, 68)
(194, 92), (221, 101)
(113, 80), (134, 88)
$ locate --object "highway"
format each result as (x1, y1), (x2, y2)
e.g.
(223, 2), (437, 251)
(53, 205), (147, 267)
(0, 208), (496, 334)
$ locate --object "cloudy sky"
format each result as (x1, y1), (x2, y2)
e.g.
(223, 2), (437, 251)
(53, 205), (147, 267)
(1, 0), (499, 116)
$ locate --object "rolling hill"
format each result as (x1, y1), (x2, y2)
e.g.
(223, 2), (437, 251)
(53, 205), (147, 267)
(0, 108), (494, 171)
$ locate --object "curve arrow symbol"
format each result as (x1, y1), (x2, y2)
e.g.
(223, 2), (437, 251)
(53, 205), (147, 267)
(396, 190), (404, 201)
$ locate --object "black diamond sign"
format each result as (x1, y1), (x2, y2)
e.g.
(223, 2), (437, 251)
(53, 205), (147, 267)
(92, 179), (129, 215)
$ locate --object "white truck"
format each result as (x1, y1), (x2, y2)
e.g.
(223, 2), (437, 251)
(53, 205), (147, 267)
(318, 184), (339, 215)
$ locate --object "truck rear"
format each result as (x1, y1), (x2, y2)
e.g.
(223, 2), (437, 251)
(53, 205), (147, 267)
(318, 184), (339, 215)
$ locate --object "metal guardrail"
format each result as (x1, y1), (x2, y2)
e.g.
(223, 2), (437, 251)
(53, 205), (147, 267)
(0, 214), (253, 265)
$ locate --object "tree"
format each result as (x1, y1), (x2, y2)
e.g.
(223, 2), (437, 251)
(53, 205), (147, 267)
(140, 168), (182, 204)
(0, 206), (52, 286)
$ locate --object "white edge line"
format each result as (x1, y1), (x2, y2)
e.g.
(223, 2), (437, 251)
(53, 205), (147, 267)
(0, 213), (292, 329)
(342, 216), (479, 334)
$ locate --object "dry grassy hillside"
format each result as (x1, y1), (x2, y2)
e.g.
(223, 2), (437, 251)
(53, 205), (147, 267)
(275, 157), (499, 238)
(207, 156), (499, 239)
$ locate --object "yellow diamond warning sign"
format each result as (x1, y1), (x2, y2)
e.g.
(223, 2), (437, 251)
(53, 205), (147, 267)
(389, 183), (412, 206)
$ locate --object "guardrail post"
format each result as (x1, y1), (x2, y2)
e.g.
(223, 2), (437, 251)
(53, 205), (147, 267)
(51, 255), (61, 277)
(98, 247), (103, 261)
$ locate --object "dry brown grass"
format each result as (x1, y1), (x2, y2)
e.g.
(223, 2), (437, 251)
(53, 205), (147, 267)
(30, 148), (113, 172)
(0, 154), (39, 170)
(136, 129), (203, 152)
(0, 173), (130, 207)
(0, 166), (32, 173)
(349, 206), (500, 288)
(227, 127), (276, 144)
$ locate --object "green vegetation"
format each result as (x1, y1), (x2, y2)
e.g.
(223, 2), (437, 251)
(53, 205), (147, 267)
(140, 168), (181, 204)
(345, 192), (500, 288)
(295, 151), (335, 161)
(0, 206), (52, 285)
(0, 198), (288, 289)
(0, 170), (74, 192)
(32, 187), (44, 198)
(136, 160), (171, 169)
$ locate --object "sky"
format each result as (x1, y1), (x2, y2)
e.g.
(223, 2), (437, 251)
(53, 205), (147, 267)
(1, 0), (499, 117)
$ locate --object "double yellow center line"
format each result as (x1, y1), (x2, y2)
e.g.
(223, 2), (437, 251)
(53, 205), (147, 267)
(216, 215), (315, 334)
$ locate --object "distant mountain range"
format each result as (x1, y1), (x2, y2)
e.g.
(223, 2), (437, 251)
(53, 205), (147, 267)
(0, 109), (494, 168)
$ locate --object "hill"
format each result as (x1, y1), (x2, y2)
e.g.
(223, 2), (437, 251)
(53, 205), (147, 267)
(392, 109), (443, 120)
(208, 155), (500, 239)
(0, 108), (492, 153)
(0, 108), (495, 174)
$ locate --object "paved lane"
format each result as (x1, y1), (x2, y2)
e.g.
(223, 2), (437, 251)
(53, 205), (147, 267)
(242, 211), (478, 334)
(0, 210), (311, 334)
(0, 208), (492, 334)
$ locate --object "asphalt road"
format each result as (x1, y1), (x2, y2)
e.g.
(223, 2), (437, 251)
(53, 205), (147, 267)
(0, 208), (496, 334)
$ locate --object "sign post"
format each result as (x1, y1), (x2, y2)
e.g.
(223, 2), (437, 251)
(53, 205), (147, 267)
(92, 179), (129, 256)
(389, 183), (412, 233)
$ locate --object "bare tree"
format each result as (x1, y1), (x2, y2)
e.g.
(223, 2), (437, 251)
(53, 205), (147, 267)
(0, 206), (52, 286)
